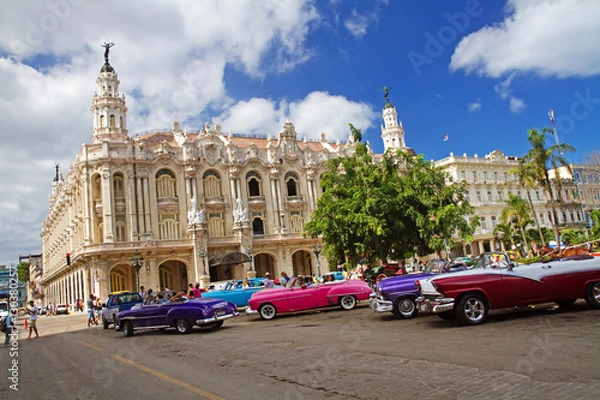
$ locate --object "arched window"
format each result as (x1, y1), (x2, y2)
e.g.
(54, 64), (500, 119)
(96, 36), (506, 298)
(252, 217), (265, 235)
(113, 174), (124, 197)
(208, 213), (225, 237)
(119, 116), (123, 128)
(285, 172), (299, 196)
(99, 115), (105, 128)
(203, 170), (222, 197)
(110, 268), (126, 292)
(158, 215), (180, 239)
(156, 169), (177, 198)
(246, 171), (262, 197)
(289, 211), (304, 233)
(115, 221), (126, 242)
(109, 114), (116, 127)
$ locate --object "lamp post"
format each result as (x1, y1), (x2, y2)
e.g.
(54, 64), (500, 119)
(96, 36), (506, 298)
(198, 250), (208, 275)
(312, 244), (322, 277)
(245, 247), (254, 271)
(130, 250), (144, 292)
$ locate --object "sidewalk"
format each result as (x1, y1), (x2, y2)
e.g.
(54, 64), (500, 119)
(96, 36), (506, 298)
(15, 312), (92, 338)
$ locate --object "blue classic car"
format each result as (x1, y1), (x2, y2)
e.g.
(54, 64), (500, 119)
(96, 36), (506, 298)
(369, 259), (468, 319)
(117, 297), (239, 336)
(202, 280), (266, 307)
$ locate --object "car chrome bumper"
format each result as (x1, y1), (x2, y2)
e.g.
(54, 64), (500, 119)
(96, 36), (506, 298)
(196, 311), (239, 325)
(245, 307), (258, 315)
(416, 296), (455, 313)
(369, 296), (393, 313)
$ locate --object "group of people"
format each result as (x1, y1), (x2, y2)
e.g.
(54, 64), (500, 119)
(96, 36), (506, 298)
(138, 283), (207, 305)
(263, 271), (331, 288)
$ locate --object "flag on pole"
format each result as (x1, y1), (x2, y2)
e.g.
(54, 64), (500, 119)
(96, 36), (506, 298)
(443, 133), (449, 142)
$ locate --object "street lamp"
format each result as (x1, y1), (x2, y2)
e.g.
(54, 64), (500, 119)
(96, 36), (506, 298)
(198, 249), (208, 275)
(130, 250), (145, 292)
(245, 247), (254, 271)
(312, 244), (322, 277)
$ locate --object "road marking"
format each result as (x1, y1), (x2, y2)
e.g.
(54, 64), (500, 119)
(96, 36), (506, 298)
(77, 340), (225, 400)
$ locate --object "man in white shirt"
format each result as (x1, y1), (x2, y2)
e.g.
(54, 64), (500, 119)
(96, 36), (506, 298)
(26, 300), (40, 339)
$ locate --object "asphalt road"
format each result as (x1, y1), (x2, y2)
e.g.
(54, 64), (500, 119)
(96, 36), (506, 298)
(2, 300), (600, 400)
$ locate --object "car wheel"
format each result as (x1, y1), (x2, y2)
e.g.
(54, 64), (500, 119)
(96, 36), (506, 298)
(437, 311), (456, 321)
(113, 315), (121, 331)
(122, 321), (133, 337)
(585, 282), (600, 309)
(556, 299), (577, 309)
(394, 297), (418, 319)
(102, 318), (109, 330)
(214, 320), (224, 328)
(175, 318), (192, 334)
(258, 304), (277, 320)
(339, 295), (357, 310)
(456, 294), (488, 325)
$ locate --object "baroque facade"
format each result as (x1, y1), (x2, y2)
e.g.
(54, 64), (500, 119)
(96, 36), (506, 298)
(40, 50), (410, 304)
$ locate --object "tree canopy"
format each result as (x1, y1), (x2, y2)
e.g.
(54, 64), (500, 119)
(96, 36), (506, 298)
(305, 124), (477, 267)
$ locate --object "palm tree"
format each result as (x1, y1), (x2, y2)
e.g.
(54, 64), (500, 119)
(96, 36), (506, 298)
(523, 128), (575, 247)
(509, 158), (546, 246)
(500, 193), (532, 255)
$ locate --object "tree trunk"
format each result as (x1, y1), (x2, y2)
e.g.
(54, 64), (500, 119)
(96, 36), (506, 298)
(526, 191), (545, 246)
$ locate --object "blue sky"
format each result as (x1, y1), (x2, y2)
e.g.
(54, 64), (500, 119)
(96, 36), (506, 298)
(0, 0), (599, 266)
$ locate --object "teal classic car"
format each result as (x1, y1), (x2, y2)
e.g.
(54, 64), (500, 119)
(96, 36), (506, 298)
(202, 280), (266, 307)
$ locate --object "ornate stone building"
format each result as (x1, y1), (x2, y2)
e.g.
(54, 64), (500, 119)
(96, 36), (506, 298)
(41, 49), (412, 304)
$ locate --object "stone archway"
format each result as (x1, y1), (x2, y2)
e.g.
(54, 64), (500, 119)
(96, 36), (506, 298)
(292, 250), (312, 277)
(158, 260), (188, 292)
(254, 253), (275, 277)
(108, 264), (134, 293)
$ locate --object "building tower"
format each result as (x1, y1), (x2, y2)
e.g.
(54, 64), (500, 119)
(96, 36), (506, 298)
(90, 42), (128, 144)
(380, 90), (407, 152)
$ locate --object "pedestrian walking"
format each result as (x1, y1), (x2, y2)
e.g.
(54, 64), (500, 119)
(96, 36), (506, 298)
(26, 300), (40, 339)
(86, 294), (98, 327)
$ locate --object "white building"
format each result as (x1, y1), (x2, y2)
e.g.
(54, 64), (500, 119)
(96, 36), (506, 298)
(436, 150), (585, 257)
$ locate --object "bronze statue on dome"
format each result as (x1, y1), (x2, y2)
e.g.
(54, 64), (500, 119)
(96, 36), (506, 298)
(102, 42), (115, 63)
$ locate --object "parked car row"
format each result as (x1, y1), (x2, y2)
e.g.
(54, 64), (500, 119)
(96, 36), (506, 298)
(104, 251), (600, 337)
(372, 251), (600, 325)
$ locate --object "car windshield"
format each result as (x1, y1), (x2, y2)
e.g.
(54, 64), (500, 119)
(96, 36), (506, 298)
(472, 252), (511, 269)
(0, 303), (8, 312)
(118, 293), (142, 303)
(426, 260), (445, 274)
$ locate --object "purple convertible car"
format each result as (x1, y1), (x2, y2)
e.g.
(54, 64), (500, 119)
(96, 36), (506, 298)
(118, 297), (238, 337)
(369, 259), (468, 319)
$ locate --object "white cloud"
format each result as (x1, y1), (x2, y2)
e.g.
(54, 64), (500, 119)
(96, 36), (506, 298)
(344, 9), (369, 38)
(450, 0), (600, 78)
(509, 97), (526, 113)
(216, 91), (377, 141)
(468, 99), (482, 112)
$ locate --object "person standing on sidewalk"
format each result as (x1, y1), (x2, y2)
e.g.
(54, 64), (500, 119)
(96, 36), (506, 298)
(86, 294), (98, 327)
(26, 300), (40, 339)
(3, 312), (14, 346)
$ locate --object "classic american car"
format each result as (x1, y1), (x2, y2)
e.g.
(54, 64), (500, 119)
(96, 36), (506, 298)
(117, 297), (239, 336)
(202, 280), (265, 307)
(246, 279), (373, 320)
(101, 291), (144, 329)
(416, 251), (600, 325)
(370, 259), (468, 318)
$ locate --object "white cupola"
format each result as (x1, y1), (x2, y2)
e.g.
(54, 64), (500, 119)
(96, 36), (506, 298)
(90, 42), (128, 144)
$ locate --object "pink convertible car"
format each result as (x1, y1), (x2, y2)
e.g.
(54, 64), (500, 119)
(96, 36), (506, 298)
(246, 279), (373, 320)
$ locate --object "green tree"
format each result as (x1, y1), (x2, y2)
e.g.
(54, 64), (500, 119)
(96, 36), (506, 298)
(305, 124), (476, 266)
(523, 127), (575, 247)
(17, 261), (29, 283)
(500, 193), (532, 254)
(509, 158), (546, 246)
